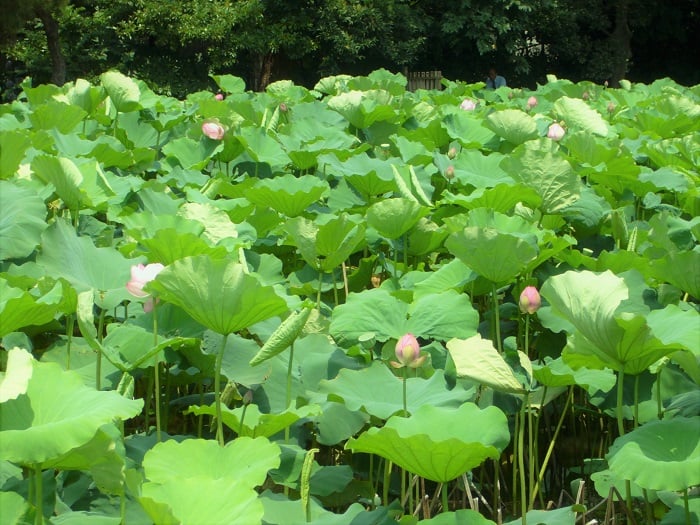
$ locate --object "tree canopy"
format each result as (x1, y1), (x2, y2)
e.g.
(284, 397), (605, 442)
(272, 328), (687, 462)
(1, 0), (698, 98)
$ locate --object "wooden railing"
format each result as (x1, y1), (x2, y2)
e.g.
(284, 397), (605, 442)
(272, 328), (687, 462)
(405, 70), (442, 91)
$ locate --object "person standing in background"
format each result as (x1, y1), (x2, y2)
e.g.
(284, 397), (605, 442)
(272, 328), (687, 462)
(486, 67), (506, 89)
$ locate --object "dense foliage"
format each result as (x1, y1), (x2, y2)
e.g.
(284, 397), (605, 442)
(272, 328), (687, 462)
(2, 0), (700, 99)
(0, 71), (699, 525)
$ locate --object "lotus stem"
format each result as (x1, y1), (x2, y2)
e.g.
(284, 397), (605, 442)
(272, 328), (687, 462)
(684, 488), (690, 525)
(656, 370), (663, 420)
(518, 394), (528, 525)
(215, 333), (230, 446)
(95, 307), (106, 390)
(402, 367), (408, 418)
(153, 301), (161, 442)
(285, 343), (295, 435)
(529, 386), (572, 508)
(383, 459), (392, 506)
(441, 481), (449, 512)
(65, 314), (74, 370)
(616, 369), (626, 437)
(492, 283), (502, 353)
(633, 374), (640, 429)
(34, 465), (43, 525)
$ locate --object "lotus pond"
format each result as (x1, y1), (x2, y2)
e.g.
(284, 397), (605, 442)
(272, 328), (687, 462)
(0, 70), (698, 525)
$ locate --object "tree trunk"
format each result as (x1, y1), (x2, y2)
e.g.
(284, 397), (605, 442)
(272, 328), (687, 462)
(252, 52), (275, 91)
(36, 6), (66, 85)
(609, 0), (632, 87)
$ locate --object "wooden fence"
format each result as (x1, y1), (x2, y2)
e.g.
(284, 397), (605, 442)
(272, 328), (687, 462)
(405, 70), (442, 91)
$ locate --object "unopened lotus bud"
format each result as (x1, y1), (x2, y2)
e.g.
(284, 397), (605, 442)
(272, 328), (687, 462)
(391, 333), (426, 368)
(607, 102), (616, 114)
(202, 120), (225, 140)
(582, 91), (590, 101)
(519, 286), (541, 315)
(526, 96), (538, 110)
(460, 98), (476, 111)
(242, 389), (254, 405)
(215, 93), (224, 101)
(508, 90), (514, 100)
(279, 103), (288, 113)
(445, 165), (455, 180)
(447, 147), (457, 160)
(547, 122), (565, 141)
(604, 80), (609, 88)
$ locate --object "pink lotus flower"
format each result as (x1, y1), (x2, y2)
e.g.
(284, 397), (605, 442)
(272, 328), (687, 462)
(215, 93), (224, 101)
(547, 122), (566, 141)
(127, 263), (164, 298)
(519, 286), (541, 315)
(202, 120), (225, 140)
(445, 166), (455, 180)
(460, 99), (476, 111)
(391, 333), (426, 369)
(526, 96), (538, 110)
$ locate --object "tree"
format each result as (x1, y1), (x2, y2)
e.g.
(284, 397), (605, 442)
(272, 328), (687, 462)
(0, 0), (67, 85)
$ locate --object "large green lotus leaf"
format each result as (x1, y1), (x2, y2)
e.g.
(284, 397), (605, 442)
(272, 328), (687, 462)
(315, 401), (370, 446)
(0, 348), (32, 402)
(553, 96), (609, 136)
(541, 270), (681, 374)
(286, 214), (366, 272)
(143, 437), (279, 485)
(0, 129), (32, 179)
(37, 221), (135, 307)
(187, 404), (320, 438)
(316, 362), (471, 419)
(650, 249), (700, 299)
(413, 259), (477, 298)
(486, 109), (539, 144)
(261, 490), (367, 525)
(406, 218), (449, 257)
(147, 256), (288, 335)
(330, 288), (477, 345)
(442, 112), (498, 149)
(0, 279), (62, 337)
(346, 403), (509, 482)
(446, 227), (538, 284)
(210, 74), (246, 94)
(178, 202), (252, 248)
(502, 139), (581, 214)
(0, 491), (27, 525)
(327, 90), (396, 129)
(31, 155), (83, 210)
(647, 304), (700, 353)
(0, 181), (46, 260)
(407, 291), (479, 341)
(245, 174), (329, 217)
(140, 477), (263, 525)
(504, 506), (576, 525)
(101, 71), (141, 113)
(532, 357), (616, 392)
(366, 198), (428, 240)
(0, 349), (142, 465)
(418, 509), (496, 525)
(138, 229), (228, 265)
(42, 424), (125, 495)
(607, 417), (700, 491)
(162, 136), (223, 170)
(237, 127), (291, 170)
(451, 150), (512, 188)
(317, 152), (396, 198)
(29, 100), (87, 134)
(444, 183), (542, 213)
(448, 335), (532, 394)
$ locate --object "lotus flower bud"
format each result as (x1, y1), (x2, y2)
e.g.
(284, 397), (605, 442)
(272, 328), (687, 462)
(460, 99), (476, 111)
(526, 96), (538, 110)
(607, 102), (616, 114)
(447, 147), (457, 160)
(391, 333), (426, 368)
(519, 286), (541, 315)
(215, 93), (224, 101)
(445, 165), (455, 180)
(279, 102), (288, 113)
(508, 90), (514, 100)
(604, 80), (609, 88)
(582, 91), (590, 101)
(202, 120), (225, 140)
(126, 263), (165, 298)
(547, 122), (565, 141)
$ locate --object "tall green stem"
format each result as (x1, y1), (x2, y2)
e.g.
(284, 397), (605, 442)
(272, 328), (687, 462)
(285, 343), (295, 440)
(215, 333), (230, 446)
(616, 369), (633, 514)
(65, 314), (74, 370)
(34, 465), (43, 525)
(96, 307), (106, 390)
(402, 367), (408, 418)
(152, 301), (161, 442)
(518, 394), (528, 525)
(492, 283), (502, 353)
(442, 481), (449, 512)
